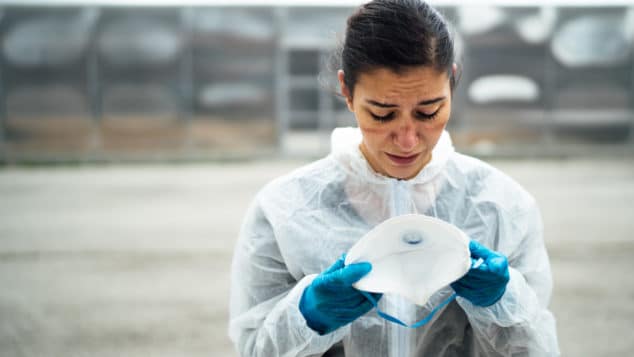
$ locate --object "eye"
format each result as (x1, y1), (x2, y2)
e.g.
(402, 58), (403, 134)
(370, 112), (395, 122)
(415, 109), (439, 121)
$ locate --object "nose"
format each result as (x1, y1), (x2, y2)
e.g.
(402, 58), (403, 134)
(392, 118), (419, 152)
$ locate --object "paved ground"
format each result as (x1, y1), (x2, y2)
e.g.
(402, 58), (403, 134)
(0, 158), (633, 356)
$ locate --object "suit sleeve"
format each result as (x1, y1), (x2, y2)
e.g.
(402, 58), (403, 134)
(457, 198), (561, 356)
(228, 197), (348, 357)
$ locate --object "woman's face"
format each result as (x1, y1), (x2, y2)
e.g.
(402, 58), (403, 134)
(338, 65), (453, 180)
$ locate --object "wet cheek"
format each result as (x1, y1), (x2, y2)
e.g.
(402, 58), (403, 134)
(362, 126), (394, 147)
(360, 126), (391, 152)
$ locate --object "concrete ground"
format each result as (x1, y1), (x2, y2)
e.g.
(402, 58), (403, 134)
(0, 158), (633, 356)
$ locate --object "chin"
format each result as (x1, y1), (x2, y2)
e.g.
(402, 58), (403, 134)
(386, 167), (418, 180)
(383, 160), (425, 179)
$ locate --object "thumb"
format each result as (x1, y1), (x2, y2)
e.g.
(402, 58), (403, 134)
(469, 240), (495, 260)
(324, 262), (372, 287)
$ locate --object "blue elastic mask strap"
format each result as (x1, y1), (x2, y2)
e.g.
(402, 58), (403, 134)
(361, 258), (484, 328)
(360, 291), (457, 328)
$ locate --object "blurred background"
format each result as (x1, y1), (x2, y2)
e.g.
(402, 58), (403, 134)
(0, 0), (632, 356)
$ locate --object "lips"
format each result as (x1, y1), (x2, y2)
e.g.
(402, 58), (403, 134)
(386, 152), (420, 165)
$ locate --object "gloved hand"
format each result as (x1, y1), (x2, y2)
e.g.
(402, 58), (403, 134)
(299, 255), (382, 335)
(451, 240), (510, 307)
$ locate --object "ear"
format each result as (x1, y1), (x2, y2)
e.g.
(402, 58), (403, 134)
(452, 63), (457, 78)
(337, 70), (354, 112)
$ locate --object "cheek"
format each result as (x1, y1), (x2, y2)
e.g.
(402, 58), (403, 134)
(356, 113), (390, 138)
(418, 122), (446, 144)
(419, 119), (448, 148)
(421, 119), (446, 133)
(359, 125), (391, 153)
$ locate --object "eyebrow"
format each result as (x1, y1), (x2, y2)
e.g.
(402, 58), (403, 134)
(366, 97), (446, 108)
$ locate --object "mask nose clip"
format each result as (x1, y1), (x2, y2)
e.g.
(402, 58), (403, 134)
(401, 230), (423, 245)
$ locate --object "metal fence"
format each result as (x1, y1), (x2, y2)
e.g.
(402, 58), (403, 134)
(0, 3), (632, 162)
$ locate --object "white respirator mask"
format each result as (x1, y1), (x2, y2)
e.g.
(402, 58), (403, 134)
(345, 214), (479, 328)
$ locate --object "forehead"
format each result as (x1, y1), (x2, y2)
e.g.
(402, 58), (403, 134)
(354, 66), (449, 102)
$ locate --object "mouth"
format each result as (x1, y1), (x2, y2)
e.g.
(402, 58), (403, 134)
(385, 152), (421, 165)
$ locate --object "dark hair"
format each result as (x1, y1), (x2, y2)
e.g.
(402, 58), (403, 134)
(341, 0), (459, 96)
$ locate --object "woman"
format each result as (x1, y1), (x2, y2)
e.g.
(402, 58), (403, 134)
(229, 0), (560, 356)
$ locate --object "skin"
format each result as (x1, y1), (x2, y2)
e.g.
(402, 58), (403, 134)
(338, 64), (456, 180)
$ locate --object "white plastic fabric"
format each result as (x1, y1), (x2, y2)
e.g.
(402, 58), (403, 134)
(345, 214), (471, 307)
(229, 127), (560, 356)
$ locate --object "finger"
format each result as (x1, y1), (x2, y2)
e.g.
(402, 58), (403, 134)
(471, 257), (484, 269)
(469, 240), (495, 260)
(469, 256), (508, 275)
(486, 256), (509, 275)
(358, 290), (382, 305)
(337, 298), (375, 317)
(326, 295), (371, 315)
(352, 299), (376, 315)
(326, 262), (372, 287)
(451, 281), (476, 295)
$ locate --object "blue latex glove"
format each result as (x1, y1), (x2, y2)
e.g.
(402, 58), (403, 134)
(299, 255), (382, 335)
(451, 240), (510, 307)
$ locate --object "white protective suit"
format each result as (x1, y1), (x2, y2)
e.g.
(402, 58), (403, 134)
(229, 127), (560, 356)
